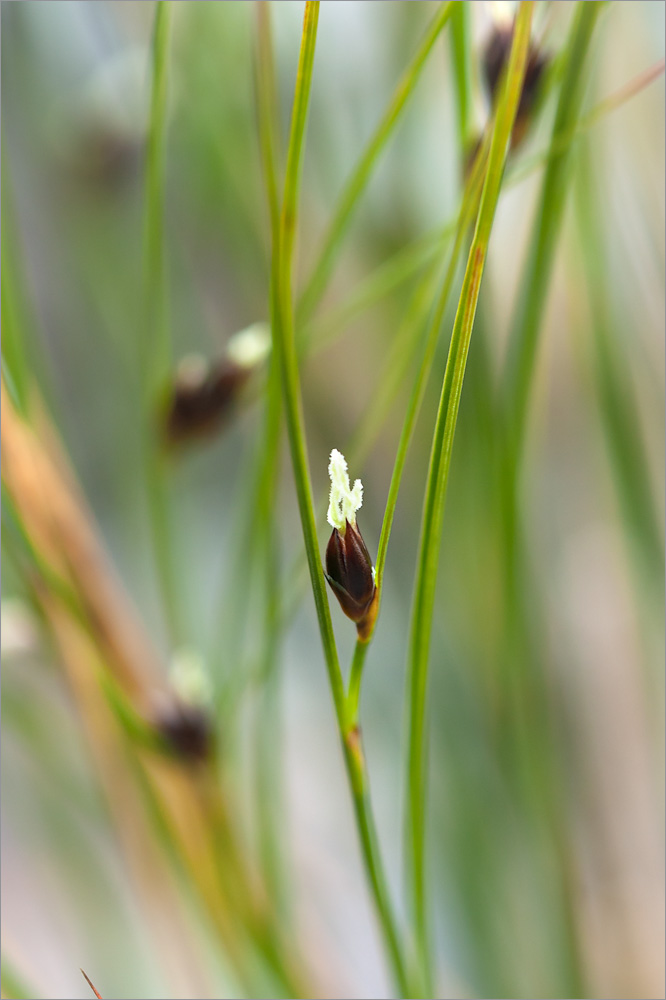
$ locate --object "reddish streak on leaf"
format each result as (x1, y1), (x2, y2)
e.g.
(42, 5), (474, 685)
(80, 969), (103, 1000)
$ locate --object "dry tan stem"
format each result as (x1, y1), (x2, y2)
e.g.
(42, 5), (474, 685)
(2, 380), (302, 993)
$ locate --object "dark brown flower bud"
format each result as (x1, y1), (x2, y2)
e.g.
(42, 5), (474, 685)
(325, 520), (378, 642)
(482, 24), (549, 148)
(154, 699), (214, 763)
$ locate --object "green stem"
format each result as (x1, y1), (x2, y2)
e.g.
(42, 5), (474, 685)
(374, 133), (489, 596)
(270, 6), (411, 994)
(502, 1), (604, 463)
(449, 0), (476, 162)
(142, 0), (173, 395)
(404, 5), (535, 991)
(345, 638), (369, 728)
(574, 143), (664, 604)
(140, 0), (181, 649)
(297, 0), (455, 326)
(255, 0), (282, 243)
(252, 0), (290, 920)
(271, 0), (344, 730)
(1, 160), (31, 416)
(497, 0), (603, 697)
(344, 738), (410, 997)
(210, 2), (285, 688)
(485, 18), (605, 996)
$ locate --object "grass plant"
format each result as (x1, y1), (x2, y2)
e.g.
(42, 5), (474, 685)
(2, 2), (663, 998)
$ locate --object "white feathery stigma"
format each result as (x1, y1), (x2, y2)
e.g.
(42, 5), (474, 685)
(327, 449), (363, 532)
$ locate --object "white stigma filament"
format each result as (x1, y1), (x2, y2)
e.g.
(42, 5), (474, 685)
(327, 449), (363, 533)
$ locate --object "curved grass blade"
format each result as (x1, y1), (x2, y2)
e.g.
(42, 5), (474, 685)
(403, 6), (535, 990)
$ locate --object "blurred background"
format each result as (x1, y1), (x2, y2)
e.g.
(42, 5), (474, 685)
(2, 2), (664, 998)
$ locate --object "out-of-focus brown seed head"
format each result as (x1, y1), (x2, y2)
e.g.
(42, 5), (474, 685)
(154, 699), (214, 763)
(53, 48), (147, 192)
(162, 354), (251, 447)
(161, 324), (271, 448)
(325, 519), (378, 642)
(482, 24), (549, 148)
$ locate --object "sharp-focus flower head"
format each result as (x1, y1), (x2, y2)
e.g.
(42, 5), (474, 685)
(324, 450), (378, 642)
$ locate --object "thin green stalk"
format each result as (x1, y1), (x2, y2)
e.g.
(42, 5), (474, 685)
(270, 6), (410, 995)
(1, 163), (31, 416)
(346, 637), (369, 728)
(374, 132), (489, 594)
(209, 438), (268, 692)
(271, 0), (344, 731)
(142, 0), (173, 396)
(404, 6), (535, 990)
(1, 258), (29, 418)
(448, 3), (501, 510)
(255, 0), (282, 244)
(253, 0), (290, 926)
(449, 0), (476, 161)
(252, 385), (290, 942)
(497, 0), (603, 658)
(297, 0), (455, 326)
(470, 8), (604, 996)
(255, 598), (287, 913)
(211, 1), (285, 698)
(140, 0), (181, 649)
(245, 366), (289, 931)
(344, 744), (410, 999)
(575, 142), (664, 597)
(2, 154), (61, 423)
(1, 483), (87, 626)
(502, 1), (604, 463)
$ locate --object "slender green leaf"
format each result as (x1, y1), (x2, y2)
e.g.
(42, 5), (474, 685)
(404, 6), (535, 990)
